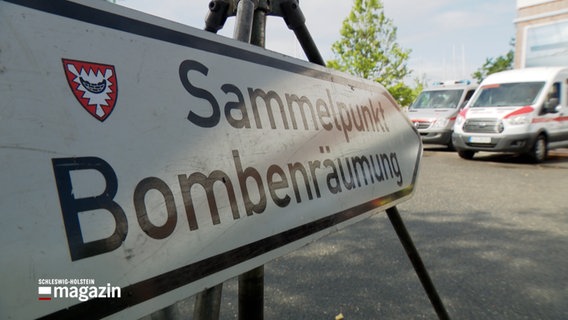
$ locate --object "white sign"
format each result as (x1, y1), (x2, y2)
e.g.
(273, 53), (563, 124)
(0, 0), (422, 319)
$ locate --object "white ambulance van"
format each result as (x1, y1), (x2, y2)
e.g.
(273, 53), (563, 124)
(452, 67), (568, 162)
(406, 80), (477, 149)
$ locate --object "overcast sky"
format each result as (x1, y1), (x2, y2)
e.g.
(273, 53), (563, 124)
(117, 0), (516, 85)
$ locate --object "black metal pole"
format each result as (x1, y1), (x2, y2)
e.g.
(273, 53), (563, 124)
(193, 285), (223, 320)
(233, 0), (256, 42)
(386, 206), (451, 320)
(238, 266), (264, 320)
(279, 0), (325, 66)
(235, 2), (265, 319)
(251, 0), (268, 47)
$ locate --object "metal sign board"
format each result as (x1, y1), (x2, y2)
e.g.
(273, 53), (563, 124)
(0, 0), (422, 319)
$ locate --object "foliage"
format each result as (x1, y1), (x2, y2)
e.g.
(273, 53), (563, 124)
(327, 0), (414, 105)
(389, 79), (424, 107)
(472, 39), (515, 83)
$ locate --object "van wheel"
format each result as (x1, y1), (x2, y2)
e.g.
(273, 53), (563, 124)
(529, 134), (548, 163)
(458, 150), (475, 160)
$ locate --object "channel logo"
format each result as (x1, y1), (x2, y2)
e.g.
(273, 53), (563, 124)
(37, 279), (121, 302)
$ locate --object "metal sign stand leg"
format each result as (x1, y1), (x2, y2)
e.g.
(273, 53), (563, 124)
(238, 266), (265, 320)
(386, 206), (451, 320)
(193, 285), (223, 320)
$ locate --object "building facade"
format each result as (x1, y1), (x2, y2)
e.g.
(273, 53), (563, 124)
(515, 0), (568, 68)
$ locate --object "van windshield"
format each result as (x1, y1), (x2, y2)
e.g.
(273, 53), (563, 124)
(410, 89), (463, 109)
(471, 82), (545, 107)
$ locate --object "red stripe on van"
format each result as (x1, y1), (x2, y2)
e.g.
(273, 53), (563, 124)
(504, 106), (534, 119)
(532, 115), (568, 123)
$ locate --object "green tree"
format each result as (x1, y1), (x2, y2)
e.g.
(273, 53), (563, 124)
(327, 0), (413, 104)
(472, 39), (515, 83)
(389, 79), (424, 106)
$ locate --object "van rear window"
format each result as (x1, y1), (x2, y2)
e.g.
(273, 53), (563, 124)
(471, 82), (544, 107)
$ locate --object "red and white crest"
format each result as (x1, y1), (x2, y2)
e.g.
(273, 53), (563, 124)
(62, 59), (118, 121)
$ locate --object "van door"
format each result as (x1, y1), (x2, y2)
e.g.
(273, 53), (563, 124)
(543, 80), (568, 146)
(560, 79), (568, 141)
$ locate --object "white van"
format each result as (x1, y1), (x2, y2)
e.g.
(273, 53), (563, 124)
(406, 80), (477, 149)
(452, 67), (568, 162)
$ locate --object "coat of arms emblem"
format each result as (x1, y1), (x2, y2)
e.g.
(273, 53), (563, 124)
(62, 59), (118, 121)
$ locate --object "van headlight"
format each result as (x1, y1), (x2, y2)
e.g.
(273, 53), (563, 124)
(506, 114), (530, 125)
(455, 115), (465, 126)
(432, 118), (450, 129)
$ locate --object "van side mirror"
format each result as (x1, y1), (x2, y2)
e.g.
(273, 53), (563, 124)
(544, 98), (560, 113)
